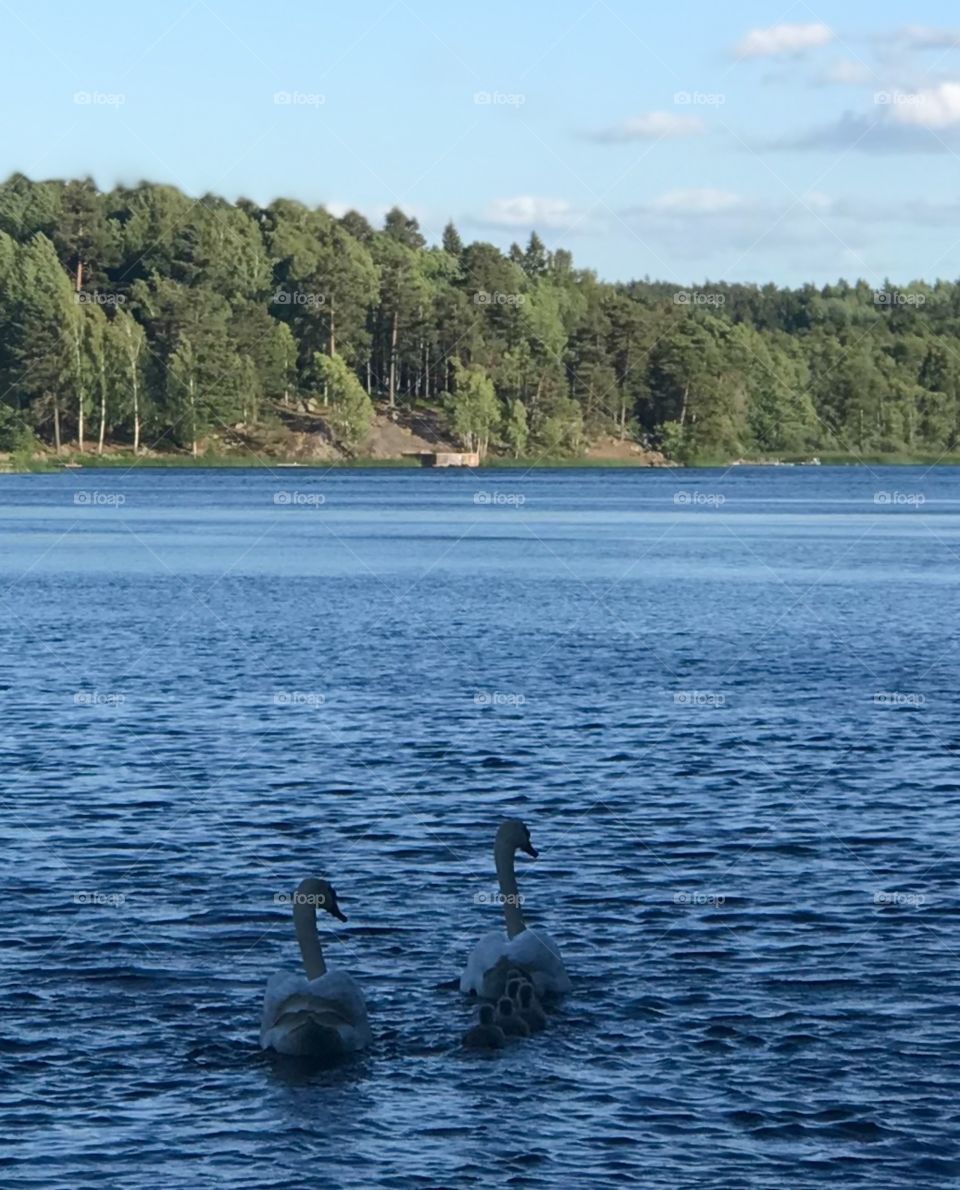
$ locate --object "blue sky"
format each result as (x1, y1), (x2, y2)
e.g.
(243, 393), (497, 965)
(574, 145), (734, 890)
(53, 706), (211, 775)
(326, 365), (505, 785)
(6, 0), (960, 285)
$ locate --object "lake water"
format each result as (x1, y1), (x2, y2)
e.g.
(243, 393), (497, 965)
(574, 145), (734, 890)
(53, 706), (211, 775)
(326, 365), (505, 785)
(2, 464), (959, 1188)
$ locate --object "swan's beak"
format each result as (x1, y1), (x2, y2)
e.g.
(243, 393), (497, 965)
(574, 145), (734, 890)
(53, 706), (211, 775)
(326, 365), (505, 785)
(331, 905), (348, 922)
(521, 841), (538, 858)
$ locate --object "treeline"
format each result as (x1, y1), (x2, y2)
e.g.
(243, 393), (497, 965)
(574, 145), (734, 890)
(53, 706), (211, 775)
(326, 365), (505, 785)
(0, 171), (958, 462)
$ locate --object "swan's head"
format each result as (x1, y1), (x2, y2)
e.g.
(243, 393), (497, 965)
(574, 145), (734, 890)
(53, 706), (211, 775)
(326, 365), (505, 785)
(518, 984), (535, 1008)
(498, 818), (538, 858)
(506, 977), (522, 1003)
(295, 877), (347, 922)
(477, 1003), (495, 1025)
(497, 996), (515, 1017)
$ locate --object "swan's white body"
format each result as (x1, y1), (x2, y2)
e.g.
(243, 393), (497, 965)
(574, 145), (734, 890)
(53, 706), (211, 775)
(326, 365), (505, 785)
(260, 970), (371, 1057)
(460, 819), (571, 999)
(461, 926), (570, 999)
(260, 877), (371, 1059)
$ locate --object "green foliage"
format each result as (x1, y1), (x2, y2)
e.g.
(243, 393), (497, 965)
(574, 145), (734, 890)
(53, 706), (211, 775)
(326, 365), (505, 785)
(658, 420), (689, 464)
(502, 398), (528, 457)
(312, 352), (374, 449)
(0, 172), (959, 463)
(535, 396), (583, 455)
(0, 403), (35, 453)
(444, 362), (500, 457)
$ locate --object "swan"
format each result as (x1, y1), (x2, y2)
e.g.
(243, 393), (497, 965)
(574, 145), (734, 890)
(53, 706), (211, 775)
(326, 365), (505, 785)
(460, 819), (571, 1000)
(516, 982), (547, 1033)
(461, 1003), (505, 1050)
(496, 995), (530, 1039)
(260, 877), (371, 1059)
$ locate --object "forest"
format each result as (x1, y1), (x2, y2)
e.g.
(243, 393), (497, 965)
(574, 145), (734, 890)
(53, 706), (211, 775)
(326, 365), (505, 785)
(0, 171), (958, 465)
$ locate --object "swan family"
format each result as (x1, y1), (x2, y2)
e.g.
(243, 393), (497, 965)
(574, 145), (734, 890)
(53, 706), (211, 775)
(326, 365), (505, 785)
(259, 818), (569, 1061)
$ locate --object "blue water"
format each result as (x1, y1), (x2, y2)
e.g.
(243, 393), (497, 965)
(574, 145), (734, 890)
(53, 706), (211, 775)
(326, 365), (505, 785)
(2, 464), (959, 1188)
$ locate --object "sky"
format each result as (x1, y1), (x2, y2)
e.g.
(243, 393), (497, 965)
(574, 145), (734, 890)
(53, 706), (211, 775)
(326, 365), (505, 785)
(5, 0), (960, 286)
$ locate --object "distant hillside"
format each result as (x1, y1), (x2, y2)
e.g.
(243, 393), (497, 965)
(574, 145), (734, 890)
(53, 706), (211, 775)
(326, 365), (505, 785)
(0, 173), (955, 467)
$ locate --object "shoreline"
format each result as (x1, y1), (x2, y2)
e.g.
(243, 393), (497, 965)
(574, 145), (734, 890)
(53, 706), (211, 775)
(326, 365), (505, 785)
(5, 451), (960, 473)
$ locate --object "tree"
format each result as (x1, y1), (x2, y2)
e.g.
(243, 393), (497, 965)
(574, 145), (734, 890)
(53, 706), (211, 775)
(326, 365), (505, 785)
(371, 235), (429, 409)
(502, 398), (528, 457)
(167, 336), (202, 455)
(442, 221), (463, 257)
(535, 395), (583, 455)
(110, 309), (146, 451)
(4, 170), (960, 466)
(383, 206), (425, 250)
(0, 173), (60, 242)
(52, 177), (116, 292)
(312, 352), (374, 449)
(80, 302), (110, 453)
(444, 362), (500, 458)
(8, 234), (76, 452)
(522, 232), (548, 278)
(268, 203), (378, 377)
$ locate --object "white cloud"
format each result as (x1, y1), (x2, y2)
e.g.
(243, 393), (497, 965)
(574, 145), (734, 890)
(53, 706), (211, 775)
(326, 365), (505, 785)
(617, 191), (874, 270)
(816, 59), (874, 86)
(467, 187), (960, 281)
(888, 81), (960, 128)
(770, 79), (960, 152)
(480, 196), (580, 231)
(894, 26), (960, 51)
(735, 23), (833, 59)
(585, 111), (705, 143)
(803, 191), (835, 211)
(613, 188), (960, 275)
(649, 188), (742, 214)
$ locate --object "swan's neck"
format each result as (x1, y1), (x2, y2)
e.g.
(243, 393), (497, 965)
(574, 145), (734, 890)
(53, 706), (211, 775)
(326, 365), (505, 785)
(293, 898), (326, 980)
(494, 838), (526, 939)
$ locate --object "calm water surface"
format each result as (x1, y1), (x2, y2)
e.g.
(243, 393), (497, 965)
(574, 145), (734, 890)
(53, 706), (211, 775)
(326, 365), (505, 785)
(2, 464), (959, 1188)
